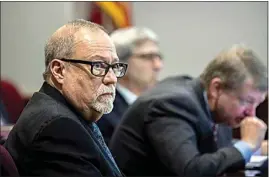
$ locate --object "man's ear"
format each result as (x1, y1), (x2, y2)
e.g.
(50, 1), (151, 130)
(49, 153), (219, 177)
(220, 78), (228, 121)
(208, 77), (222, 99)
(50, 59), (66, 84)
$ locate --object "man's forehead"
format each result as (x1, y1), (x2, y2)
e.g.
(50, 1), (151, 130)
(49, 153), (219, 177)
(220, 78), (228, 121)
(76, 32), (116, 50)
(87, 41), (116, 51)
(74, 30), (117, 52)
(74, 41), (118, 62)
(133, 40), (159, 53)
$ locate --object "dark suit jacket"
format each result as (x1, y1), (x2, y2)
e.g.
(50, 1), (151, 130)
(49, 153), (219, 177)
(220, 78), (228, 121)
(97, 89), (129, 144)
(110, 76), (245, 176)
(4, 82), (123, 176)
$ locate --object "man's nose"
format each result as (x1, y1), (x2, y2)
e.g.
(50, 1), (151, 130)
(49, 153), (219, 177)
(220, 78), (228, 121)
(244, 106), (256, 117)
(152, 57), (163, 72)
(103, 68), (117, 85)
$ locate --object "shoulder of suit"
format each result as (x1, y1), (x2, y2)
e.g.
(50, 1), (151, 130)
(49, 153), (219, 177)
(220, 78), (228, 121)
(138, 76), (195, 101)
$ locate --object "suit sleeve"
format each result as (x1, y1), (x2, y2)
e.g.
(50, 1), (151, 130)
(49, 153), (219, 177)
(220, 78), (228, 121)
(30, 117), (103, 176)
(145, 99), (245, 176)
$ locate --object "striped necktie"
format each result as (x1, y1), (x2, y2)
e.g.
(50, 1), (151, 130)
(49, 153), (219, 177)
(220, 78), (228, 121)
(212, 124), (218, 142)
(92, 123), (122, 175)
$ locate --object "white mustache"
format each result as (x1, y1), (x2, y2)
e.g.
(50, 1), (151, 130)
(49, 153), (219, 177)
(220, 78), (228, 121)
(98, 85), (116, 97)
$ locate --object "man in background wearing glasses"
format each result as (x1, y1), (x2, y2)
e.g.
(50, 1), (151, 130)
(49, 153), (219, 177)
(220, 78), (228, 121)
(97, 27), (164, 145)
(4, 19), (127, 176)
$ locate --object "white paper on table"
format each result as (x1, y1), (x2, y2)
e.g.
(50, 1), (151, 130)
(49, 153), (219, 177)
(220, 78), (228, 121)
(250, 156), (268, 163)
(246, 155), (268, 168)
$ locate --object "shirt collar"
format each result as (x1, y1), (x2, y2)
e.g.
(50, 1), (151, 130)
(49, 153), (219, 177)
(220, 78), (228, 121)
(116, 84), (138, 105)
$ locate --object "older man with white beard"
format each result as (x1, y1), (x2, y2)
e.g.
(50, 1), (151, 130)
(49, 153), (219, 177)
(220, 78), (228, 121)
(4, 19), (127, 176)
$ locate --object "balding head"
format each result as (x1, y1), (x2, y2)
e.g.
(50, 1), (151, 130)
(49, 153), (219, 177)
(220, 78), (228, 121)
(43, 19), (106, 80)
(42, 19), (123, 121)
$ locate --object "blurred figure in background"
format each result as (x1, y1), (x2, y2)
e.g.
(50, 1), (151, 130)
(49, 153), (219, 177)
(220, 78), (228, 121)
(97, 27), (163, 144)
(0, 80), (25, 124)
(0, 80), (23, 144)
(110, 44), (268, 176)
(0, 100), (11, 144)
(0, 100), (9, 126)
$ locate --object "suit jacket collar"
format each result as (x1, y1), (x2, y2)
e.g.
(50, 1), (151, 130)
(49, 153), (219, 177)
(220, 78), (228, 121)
(191, 78), (214, 124)
(39, 82), (86, 122)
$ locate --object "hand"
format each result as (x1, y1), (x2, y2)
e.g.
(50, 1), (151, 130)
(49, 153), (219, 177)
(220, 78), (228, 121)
(261, 140), (268, 155)
(240, 117), (267, 152)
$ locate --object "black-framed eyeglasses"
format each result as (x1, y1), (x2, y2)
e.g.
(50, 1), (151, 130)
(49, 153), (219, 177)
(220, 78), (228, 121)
(59, 58), (128, 78)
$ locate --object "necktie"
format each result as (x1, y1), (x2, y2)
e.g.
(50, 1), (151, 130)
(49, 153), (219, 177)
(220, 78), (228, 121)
(212, 124), (218, 142)
(92, 123), (121, 174)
